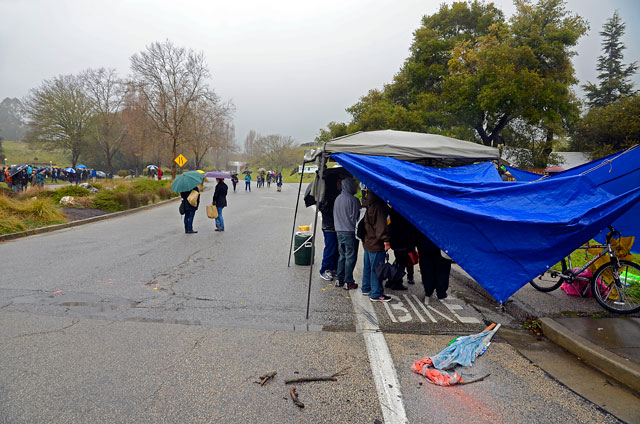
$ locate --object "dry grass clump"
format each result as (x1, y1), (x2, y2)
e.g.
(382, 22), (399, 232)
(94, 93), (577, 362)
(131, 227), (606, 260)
(0, 194), (66, 234)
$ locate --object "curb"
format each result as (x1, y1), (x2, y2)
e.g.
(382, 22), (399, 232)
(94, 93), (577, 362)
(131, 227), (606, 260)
(540, 317), (640, 393)
(450, 264), (538, 322)
(0, 196), (181, 242)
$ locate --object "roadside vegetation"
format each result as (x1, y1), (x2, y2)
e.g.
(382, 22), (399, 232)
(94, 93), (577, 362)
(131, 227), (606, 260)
(0, 180), (177, 235)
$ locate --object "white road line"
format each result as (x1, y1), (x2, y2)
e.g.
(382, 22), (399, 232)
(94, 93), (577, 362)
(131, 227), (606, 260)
(382, 301), (398, 322)
(412, 295), (437, 323)
(441, 300), (481, 324)
(428, 304), (456, 322)
(403, 294), (426, 323)
(350, 290), (408, 424)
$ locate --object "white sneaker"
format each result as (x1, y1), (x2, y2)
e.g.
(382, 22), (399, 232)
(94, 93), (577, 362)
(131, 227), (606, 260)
(320, 270), (333, 281)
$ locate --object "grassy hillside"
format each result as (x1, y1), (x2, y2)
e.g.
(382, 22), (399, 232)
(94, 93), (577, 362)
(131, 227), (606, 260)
(1, 140), (68, 166)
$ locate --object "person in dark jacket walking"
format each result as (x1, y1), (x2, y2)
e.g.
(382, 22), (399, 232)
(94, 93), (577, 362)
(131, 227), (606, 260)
(180, 186), (200, 234)
(212, 178), (228, 231)
(361, 190), (392, 302)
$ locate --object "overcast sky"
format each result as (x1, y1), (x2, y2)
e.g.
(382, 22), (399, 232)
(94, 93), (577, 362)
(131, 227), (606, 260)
(1, 0), (638, 146)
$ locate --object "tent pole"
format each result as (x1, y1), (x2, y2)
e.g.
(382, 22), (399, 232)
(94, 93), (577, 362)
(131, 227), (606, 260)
(288, 161), (307, 267)
(305, 155), (326, 320)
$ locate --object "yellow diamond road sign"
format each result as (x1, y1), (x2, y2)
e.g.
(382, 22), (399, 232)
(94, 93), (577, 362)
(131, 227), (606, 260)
(174, 154), (188, 167)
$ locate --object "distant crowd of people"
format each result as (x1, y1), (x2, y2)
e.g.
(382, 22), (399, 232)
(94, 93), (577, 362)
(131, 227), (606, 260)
(1, 165), (107, 192)
(319, 175), (451, 303)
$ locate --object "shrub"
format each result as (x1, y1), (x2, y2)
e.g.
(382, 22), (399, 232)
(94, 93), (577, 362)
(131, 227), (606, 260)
(117, 170), (129, 178)
(92, 190), (125, 212)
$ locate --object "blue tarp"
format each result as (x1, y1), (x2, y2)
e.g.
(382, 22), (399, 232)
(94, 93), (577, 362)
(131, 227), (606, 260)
(505, 146), (640, 246)
(333, 152), (640, 302)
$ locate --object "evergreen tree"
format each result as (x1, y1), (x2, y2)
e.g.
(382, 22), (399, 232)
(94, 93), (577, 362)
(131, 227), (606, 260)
(583, 11), (638, 107)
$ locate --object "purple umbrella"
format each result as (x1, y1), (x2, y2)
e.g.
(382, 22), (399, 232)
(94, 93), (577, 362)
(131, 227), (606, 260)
(205, 171), (232, 179)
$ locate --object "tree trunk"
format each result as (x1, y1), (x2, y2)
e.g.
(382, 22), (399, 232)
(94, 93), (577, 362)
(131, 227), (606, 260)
(171, 138), (177, 179)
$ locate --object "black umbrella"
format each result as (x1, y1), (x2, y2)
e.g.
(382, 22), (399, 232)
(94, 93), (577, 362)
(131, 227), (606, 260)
(290, 168), (298, 176)
(242, 170), (252, 174)
(8, 164), (27, 177)
(375, 254), (406, 285)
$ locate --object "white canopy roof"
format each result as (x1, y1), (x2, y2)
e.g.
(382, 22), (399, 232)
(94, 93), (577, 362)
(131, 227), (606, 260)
(305, 130), (499, 163)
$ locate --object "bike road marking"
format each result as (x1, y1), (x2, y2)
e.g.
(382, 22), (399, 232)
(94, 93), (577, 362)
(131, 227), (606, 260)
(382, 301), (398, 322)
(412, 295), (437, 322)
(402, 294), (426, 323)
(424, 296), (456, 322)
(350, 290), (408, 424)
(441, 300), (481, 324)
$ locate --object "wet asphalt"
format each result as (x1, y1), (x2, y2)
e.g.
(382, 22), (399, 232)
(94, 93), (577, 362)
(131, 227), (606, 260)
(0, 183), (629, 423)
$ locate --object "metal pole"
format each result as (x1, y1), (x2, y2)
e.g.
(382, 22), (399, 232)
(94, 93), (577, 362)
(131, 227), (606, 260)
(288, 162), (307, 267)
(305, 155), (326, 320)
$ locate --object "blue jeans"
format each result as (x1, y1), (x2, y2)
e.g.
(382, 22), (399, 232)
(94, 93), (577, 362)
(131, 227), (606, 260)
(320, 231), (338, 274)
(336, 232), (358, 284)
(245, 181), (251, 191)
(362, 249), (386, 298)
(184, 209), (196, 232)
(215, 206), (224, 230)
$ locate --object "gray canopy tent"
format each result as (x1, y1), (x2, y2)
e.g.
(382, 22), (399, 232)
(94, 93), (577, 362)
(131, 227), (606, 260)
(288, 130), (499, 319)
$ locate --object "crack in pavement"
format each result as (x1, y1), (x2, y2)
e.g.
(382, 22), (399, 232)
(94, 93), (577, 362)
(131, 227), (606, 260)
(8, 318), (80, 340)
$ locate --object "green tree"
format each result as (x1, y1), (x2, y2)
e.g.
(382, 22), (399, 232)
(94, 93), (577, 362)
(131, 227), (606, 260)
(445, 0), (587, 146)
(582, 11), (638, 108)
(344, 1), (503, 136)
(571, 94), (640, 157)
(23, 74), (93, 167)
(315, 121), (349, 142)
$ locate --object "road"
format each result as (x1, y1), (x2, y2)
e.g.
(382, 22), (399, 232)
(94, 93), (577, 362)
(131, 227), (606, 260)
(0, 183), (627, 423)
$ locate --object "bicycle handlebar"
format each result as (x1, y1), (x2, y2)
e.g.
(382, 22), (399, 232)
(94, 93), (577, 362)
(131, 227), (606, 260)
(606, 225), (621, 243)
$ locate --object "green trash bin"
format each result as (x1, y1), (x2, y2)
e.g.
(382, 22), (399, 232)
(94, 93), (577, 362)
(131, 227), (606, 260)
(294, 231), (314, 266)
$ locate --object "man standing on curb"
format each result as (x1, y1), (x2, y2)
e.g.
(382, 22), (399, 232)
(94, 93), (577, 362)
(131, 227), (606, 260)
(333, 177), (360, 290)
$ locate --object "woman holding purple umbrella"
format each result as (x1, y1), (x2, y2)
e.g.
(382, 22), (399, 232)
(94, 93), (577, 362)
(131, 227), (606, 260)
(212, 178), (228, 231)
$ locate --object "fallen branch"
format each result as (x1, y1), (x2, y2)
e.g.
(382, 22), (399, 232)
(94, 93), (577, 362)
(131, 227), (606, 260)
(259, 372), (277, 386)
(284, 367), (350, 384)
(290, 386), (304, 408)
(254, 371), (277, 386)
(460, 373), (490, 385)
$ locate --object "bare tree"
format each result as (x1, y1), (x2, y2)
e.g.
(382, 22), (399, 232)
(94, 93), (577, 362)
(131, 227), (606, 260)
(244, 130), (259, 158)
(254, 134), (298, 171)
(22, 74), (93, 167)
(82, 68), (127, 175)
(130, 40), (212, 178)
(184, 97), (234, 169)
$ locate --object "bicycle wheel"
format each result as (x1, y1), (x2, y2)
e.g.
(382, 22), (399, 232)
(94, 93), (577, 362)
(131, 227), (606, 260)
(592, 260), (640, 314)
(529, 259), (567, 292)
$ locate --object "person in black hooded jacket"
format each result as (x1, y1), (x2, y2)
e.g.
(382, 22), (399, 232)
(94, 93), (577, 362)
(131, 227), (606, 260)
(212, 178), (228, 231)
(180, 186), (200, 234)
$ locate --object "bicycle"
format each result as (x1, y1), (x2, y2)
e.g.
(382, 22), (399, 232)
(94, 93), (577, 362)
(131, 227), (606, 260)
(529, 226), (640, 314)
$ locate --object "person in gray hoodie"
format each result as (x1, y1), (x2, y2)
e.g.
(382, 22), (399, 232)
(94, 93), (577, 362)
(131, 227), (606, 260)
(332, 177), (361, 290)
